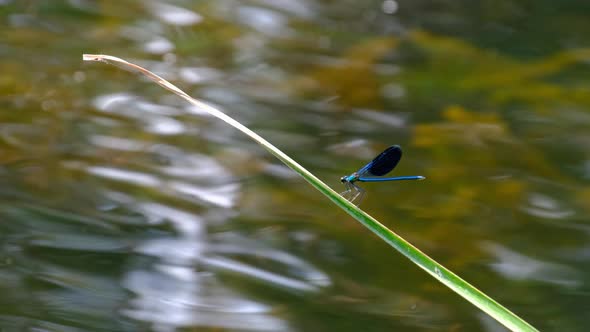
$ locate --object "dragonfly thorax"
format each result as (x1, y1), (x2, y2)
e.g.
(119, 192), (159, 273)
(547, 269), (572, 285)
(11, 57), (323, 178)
(340, 173), (358, 183)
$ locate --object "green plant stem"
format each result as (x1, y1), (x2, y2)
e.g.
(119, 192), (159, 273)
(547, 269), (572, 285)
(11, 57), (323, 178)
(83, 54), (539, 332)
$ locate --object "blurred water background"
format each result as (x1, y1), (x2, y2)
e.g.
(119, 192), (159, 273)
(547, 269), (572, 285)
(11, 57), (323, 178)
(2, 1), (590, 331)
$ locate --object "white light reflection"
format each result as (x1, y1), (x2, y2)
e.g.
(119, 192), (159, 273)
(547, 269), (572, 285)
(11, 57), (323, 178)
(122, 269), (289, 332)
(148, 3), (203, 26)
(136, 202), (205, 237)
(200, 255), (319, 292)
(93, 93), (136, 112)
(355, 108), (406, 128)
(382, 0), (399, 14)
(237, 6), (290, 36)
(120, 198), (294, 332)
(144, 37), (175, 54)
(144, 116), (185, 135)
(255, 0), (314, 18)
(205, 242), (331, 289)
(94, 93), (182, 116)
(482, 241), (581, 287)
(84, 165), (239, 209)
(156, 153), (230, 179)
(179, 67), (223, 84)
(522, 193), (575, 219)
(88, 166), (160, 187)
(93, 93), (186, 135)
(171, 181), (238, 208)
(90, 135), (146, 152)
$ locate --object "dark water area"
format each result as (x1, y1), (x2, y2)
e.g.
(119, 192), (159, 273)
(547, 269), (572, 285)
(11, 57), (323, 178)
(1, 1), (590, 331)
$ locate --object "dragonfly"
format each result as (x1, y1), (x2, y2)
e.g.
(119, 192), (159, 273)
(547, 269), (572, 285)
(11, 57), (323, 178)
(340, 145), (425, 204)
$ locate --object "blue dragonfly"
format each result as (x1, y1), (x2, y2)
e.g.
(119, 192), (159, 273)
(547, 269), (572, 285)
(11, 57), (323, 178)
(340, 145), (425, 204)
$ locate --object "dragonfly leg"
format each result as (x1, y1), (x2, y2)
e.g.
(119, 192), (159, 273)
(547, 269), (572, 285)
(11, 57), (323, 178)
(340, 182), (352, 200)
(349, 184), (365, 205)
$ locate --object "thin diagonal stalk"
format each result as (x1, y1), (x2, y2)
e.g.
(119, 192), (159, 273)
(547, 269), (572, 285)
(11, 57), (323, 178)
(83, 54), (538, 332)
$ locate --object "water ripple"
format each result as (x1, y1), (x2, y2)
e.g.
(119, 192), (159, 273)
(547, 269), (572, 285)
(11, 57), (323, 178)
(522, 192), (575, 219)
(482, 241), (581, 288)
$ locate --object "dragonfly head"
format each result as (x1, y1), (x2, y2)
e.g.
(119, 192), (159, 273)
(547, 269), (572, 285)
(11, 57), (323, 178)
(341, 174), (357, 183)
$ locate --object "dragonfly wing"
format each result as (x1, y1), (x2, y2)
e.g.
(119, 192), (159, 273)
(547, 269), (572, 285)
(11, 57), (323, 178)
(359, 145), (402, 177)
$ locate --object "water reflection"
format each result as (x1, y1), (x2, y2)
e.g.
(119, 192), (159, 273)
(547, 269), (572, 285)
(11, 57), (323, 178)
(120, 197), (328, 331)
(122, 199), (279, 331)
(75, 104), (330, 329)
(147, 2), (203, 26)
(143, 37), (175, 55)
(483, 242), (581, 288)
(523, 193), (575, 220)
(237, 6), (290, 36)
(124, 269), (290, 332)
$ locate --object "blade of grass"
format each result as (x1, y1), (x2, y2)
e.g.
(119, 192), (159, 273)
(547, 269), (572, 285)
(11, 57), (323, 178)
(83, 54), (538, 332)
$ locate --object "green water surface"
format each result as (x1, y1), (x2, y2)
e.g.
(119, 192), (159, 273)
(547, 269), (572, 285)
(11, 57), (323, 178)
(1, 1), (589, 331)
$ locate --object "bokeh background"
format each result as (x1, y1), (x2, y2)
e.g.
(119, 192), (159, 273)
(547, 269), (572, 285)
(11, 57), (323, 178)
(2, 1), (590, 331)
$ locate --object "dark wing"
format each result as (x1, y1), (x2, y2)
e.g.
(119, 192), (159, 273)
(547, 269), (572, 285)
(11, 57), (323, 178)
(363, 145), (402, 176)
